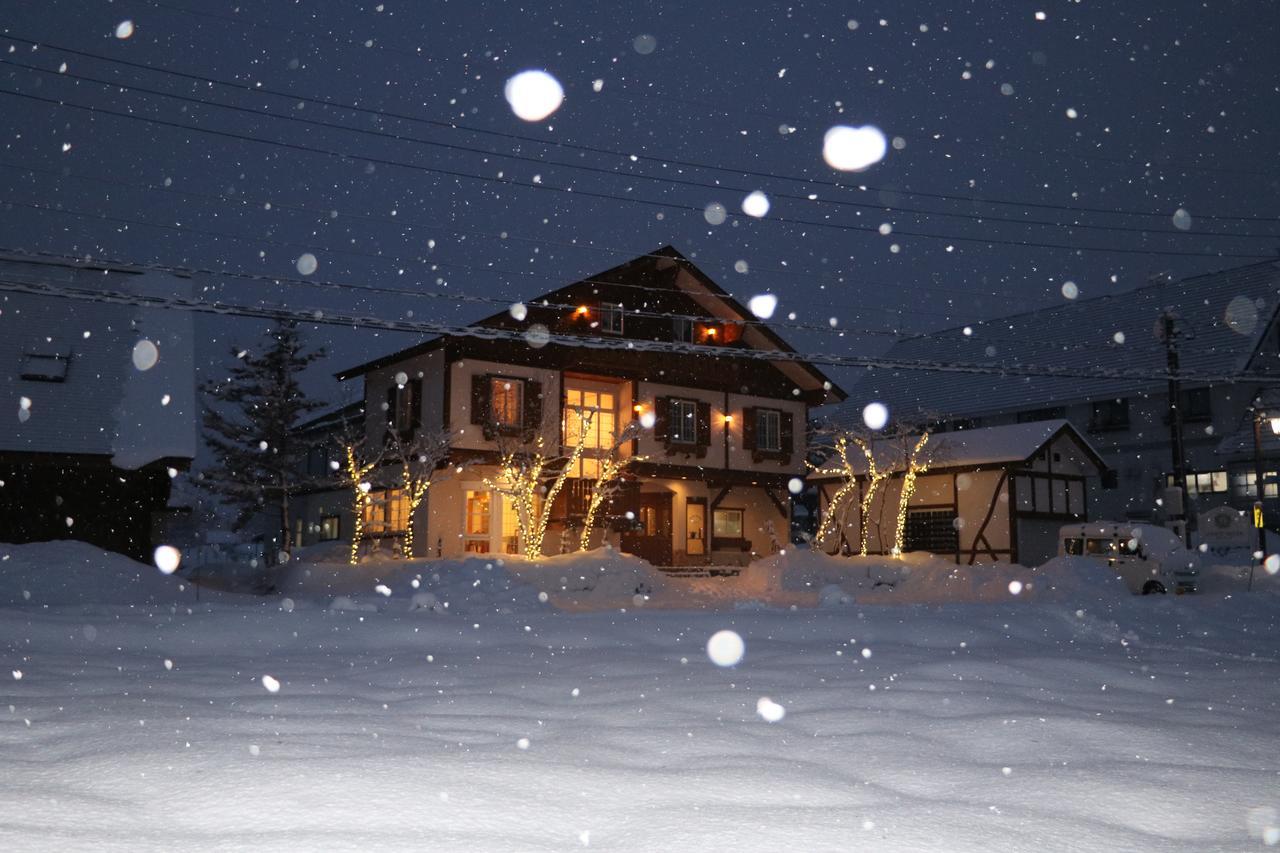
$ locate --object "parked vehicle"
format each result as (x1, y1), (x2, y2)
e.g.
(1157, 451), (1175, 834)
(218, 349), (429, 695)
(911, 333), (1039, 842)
(1058, 522), (1199, 594)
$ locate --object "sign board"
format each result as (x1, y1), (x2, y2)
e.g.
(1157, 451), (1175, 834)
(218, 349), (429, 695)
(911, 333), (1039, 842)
(1198, 505), (1254, 548)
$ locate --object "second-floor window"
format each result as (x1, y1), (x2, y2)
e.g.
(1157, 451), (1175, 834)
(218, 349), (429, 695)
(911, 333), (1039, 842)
(755, 409), (781, 452)
(1180, 387), (1212, 422)
(672, 317), (694, 343)
(670, 398), (698, 444)
(490, 377), (524, 428)
(599, 302), (624, 334)
(1090, 398), (1130, 431)
(387, 378), (421, 440)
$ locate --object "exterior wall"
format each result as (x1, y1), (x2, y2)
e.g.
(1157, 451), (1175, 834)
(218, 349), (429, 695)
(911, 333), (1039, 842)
(291, 487), (358, 551)
(448, 358), (562, 451)
(633, 381), (807, 476)
(1016, 518), (1064, 567)
(821, 467), (1012, 564)
(362, 349), (446, 443)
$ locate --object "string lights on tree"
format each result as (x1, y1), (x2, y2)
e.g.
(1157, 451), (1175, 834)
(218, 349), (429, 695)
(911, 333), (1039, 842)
(891, 431), (931, 558)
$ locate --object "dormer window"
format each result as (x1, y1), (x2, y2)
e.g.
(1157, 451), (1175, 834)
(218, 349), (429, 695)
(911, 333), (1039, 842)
(599, 302), (624, 334)
(672, 318), (694, 343)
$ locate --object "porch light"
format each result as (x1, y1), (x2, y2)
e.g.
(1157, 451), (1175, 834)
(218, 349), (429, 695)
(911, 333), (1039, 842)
(723, 414), (734, 424)
(705, 327), (717, 337)
(633, 404), (644, 413)
(1270, 417), (1280, 435)
(575, 305), (590, 317)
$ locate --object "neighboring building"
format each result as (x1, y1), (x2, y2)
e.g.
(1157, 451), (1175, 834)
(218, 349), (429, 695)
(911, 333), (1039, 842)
(0, 254), (197, 559)
(301, 246), (846, 564)
(811, 420), (1108, 566)
(289, 400), (364, 550)
(836, 261), (1280, 530)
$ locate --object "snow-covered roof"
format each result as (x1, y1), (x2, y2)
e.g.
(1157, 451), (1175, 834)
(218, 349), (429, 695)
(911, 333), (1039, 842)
(0, 256), (197, 468)
(834, 260), (1280, 422)
(815, 419), (1105, 476)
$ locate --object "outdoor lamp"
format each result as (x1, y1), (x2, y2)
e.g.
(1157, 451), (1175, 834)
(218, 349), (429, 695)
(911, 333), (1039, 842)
(1270, 417), (1280, 435)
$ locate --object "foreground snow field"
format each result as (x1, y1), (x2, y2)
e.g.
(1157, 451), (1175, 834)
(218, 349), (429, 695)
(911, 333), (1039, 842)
(2, 543), (1279, 851)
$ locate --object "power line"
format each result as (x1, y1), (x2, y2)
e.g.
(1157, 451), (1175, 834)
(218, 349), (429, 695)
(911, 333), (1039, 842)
(0, 159), (1053, 313)
(1, 86), (1271, 263)
(22, 19), (1276, 205)
(5, 50), (1276, 241)
(0, 198), (1223, 360)
(4, 268), (1279, 386)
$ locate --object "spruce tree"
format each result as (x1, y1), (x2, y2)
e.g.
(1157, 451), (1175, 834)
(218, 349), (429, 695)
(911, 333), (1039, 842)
(200, 322), (325, 555)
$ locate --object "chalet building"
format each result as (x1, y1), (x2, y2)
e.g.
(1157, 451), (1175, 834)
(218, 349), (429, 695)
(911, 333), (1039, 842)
(0, 254), (197, 559)
(836, 261), (1280, 533)
(811, 420), (1108, 566)
(299, 247), (846, 564)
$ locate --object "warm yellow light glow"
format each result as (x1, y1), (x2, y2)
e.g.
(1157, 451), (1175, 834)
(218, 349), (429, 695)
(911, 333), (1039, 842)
(723, 414), (734, 424)
(705, 327), (717, 337)
(575, 305), (590, 316)
(891, 432), (931, 559)
(633, 404), (644, 413)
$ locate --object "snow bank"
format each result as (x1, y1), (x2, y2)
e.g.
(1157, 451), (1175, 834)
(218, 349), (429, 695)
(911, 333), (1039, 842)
(0, 540), (202, 608)
(763, 548), (1129, 606)
(279, 547), (674, 615)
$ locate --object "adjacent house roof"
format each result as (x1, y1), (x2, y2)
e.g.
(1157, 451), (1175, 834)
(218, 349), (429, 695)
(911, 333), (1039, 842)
(335, 246), (846, 403)
(0, 255), (197, 468)
(835, 260), (1280, 422)
(812, 419), (1107, 477)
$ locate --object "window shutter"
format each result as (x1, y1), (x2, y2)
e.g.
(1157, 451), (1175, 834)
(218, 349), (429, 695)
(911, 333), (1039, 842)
(654, 397), (670, 445)
(742, 406), (757, 451)
(470, 374), (490, 425)
(523, 379), (543, 441)
(408, 378), (423, 436)
(695, 401), (711, 453)
(385, 384), (398, 440)
(780, 411), (794, 455)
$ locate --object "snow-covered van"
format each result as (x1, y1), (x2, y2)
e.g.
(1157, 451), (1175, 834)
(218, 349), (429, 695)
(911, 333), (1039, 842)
(1058, 522), (1200, 595)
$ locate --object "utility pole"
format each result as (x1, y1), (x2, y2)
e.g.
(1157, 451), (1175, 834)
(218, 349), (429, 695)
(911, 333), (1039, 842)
(1162, 310), (1192, 547)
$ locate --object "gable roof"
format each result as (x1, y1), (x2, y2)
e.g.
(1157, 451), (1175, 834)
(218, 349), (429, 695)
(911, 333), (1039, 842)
(335, 246), (846, 402)
(814, 419), (1107, 477)
(0, 255), (197, 468)
(837, 260), (1280, 420)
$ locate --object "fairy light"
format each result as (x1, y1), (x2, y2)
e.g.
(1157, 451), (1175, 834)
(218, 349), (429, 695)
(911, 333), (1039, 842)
(484, 410), (592, 559)
(809, 434), (889, 556)
(344, 444), (378, 565)
(578, 446), (647, 551)
(891, 432), (930, 558)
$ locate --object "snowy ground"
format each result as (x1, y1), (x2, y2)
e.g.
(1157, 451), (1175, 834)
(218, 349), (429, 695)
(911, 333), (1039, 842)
(3, 542), (1280, 851)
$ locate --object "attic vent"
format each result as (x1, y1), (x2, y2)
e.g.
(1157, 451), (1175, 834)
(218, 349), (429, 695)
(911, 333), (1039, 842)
(20, 353), (70, 382)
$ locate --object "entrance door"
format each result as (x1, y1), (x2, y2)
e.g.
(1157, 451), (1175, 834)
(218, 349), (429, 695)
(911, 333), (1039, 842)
(686, 499), (707, 559)
(621, 492), (673, 565)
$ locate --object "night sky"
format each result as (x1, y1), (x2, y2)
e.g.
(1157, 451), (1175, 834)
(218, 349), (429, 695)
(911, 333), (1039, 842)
(3, 0), (1278, 403)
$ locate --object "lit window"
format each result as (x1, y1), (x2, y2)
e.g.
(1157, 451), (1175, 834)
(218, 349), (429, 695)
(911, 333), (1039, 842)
(490, 378), (524, 428)
(464, 489), (491, 553)
(712, 508), (743, 538)
(362, 489), (408, 533)
(669, 399), (697, 444)
(756, 409), (781, 452)
(320, 516), (341, 541)
(564, 385), (620, 476)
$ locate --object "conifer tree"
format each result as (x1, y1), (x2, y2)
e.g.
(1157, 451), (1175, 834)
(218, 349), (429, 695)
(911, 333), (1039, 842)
(200, 322), (325, 554)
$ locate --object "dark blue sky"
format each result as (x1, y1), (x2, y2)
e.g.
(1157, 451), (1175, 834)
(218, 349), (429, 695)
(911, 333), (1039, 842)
(3, 0), (1277, 403)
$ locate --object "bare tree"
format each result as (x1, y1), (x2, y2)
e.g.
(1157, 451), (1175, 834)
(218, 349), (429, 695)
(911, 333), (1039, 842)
(484, 409), (592, 559)
(334, 431), (388, 565)
(578, 419), (646, 551)
(385, 427), (454, 559)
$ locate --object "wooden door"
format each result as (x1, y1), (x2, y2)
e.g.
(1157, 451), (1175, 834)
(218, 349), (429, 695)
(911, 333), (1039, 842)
(621, 492), (673, 566)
